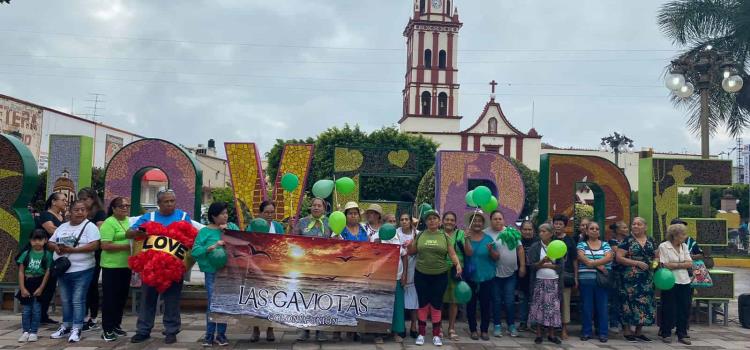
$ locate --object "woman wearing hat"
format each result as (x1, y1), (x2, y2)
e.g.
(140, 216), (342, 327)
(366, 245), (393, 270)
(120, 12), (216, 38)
(407, 210), (462, 346)
(339, 202), (368, 242)
(464, 210), (498, 341)
(364, 204), (384, 241)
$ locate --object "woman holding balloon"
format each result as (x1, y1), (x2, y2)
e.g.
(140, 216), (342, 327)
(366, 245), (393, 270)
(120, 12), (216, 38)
(657, 224), (692, 345)
(527, 223), (565, 345)
(407, 210), (462, 347)
(441, 211), (470, 341)
(615, 217), (656, 343)
(463, 210), (496, 341)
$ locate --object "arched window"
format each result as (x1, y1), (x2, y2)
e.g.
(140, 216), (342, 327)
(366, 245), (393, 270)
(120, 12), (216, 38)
(488, 117), (498, 134)
(438, 50), (447, 69)
(420, 0), (426, 14)
(421, 91), (431, 115)
(424, 49), (432, 68)
(438, 92), (448, 116)
(447, 1), (451, 15)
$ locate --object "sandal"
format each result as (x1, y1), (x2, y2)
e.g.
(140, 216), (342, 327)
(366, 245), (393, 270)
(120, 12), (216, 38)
(448, 329), (460, 341)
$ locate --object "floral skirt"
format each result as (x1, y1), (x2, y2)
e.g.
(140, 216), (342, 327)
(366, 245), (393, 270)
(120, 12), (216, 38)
(528, 278), (562, 327)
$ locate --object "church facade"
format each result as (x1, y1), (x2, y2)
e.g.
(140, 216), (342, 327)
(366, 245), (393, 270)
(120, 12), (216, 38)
(398, 0), (542, 170)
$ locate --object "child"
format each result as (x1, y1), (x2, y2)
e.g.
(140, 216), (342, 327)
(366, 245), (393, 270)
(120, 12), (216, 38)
(16, 229), (52, 343)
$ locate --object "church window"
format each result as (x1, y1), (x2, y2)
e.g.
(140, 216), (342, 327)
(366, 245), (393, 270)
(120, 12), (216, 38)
(421, 91), (431, 115)
(424, 49), (432, 68)
(447, 0), (451, 15)
(438, 92), (448, 116)
(438, 50), (447, 69)
(488, 117), (498, 134)
(420, 0), (426, 14)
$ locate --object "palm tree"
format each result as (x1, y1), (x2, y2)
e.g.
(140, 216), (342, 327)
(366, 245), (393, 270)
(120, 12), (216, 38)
(658, 0), (750, 139)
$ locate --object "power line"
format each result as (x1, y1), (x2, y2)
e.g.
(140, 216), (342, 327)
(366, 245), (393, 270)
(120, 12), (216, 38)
(0, 28), (683, 53)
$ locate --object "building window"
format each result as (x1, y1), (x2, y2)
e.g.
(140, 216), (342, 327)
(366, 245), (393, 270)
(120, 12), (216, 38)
(424, 49), (432, 68)
(420, 0), (426, 14)
(447, 0), (451, 15)
(421, 91), (431, 115)
(488, 117), (497, 134)
(485, 145), (501, 153)
(438, 92), (448, 116)
(438, 50), (447, 69)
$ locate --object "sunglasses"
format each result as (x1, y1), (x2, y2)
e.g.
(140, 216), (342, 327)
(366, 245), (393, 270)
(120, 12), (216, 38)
(116, 204), (131, 209)
(157, 189), (175, 194)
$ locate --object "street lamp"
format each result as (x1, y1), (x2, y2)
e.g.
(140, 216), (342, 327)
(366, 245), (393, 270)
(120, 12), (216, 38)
(600, 132), (634, 167)
(665, 45), (744, 216)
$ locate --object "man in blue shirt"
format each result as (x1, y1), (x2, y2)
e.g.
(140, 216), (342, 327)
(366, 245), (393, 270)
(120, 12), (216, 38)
(127, 190), (191, 345)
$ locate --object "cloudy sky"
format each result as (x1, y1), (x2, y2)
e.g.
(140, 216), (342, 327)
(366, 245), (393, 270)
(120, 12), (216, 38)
(0, 0), (745, 161)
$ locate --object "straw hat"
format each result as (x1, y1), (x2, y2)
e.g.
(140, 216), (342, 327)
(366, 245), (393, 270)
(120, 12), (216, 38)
(342, 201), (363, 215)
(365, 203), (384, 217)
(464, 209), (489, 229)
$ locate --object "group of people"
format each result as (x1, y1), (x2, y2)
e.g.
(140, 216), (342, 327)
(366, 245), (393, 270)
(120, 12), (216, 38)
(16, 188), (702, 347)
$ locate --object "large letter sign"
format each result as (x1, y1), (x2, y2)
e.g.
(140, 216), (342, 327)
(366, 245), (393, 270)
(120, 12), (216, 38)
(0, 134), (39, 282)
(104, 139), (202, 217)
(538, 154), (631, 239)
(225, 143), (314, 229)
(639, 157), (731, 243)
(435, 151), (525, 228)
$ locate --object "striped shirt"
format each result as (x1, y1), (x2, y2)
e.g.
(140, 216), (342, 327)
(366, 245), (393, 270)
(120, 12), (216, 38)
(576, 240), (612, 279)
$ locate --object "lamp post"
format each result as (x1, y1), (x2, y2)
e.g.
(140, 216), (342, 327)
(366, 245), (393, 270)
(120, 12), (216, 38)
(666, 45), (744, 216)
(600, 132), (634, 167)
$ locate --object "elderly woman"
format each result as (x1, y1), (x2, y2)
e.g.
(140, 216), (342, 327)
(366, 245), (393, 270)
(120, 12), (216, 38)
(615, 217), (656, 343)
(294, 198), (330, 238)
(607, 221), (629, 334)
(47, 200), (101, 343)
(658, 224), (693, 345)
(407, 210), (461, 347)
(527, 223), (563, 345)
(576, 222), (613, 343)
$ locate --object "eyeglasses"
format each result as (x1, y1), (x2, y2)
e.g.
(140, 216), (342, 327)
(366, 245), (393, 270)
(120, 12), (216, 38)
(157, 189), (175, 194)
(116, 204), (131, 209)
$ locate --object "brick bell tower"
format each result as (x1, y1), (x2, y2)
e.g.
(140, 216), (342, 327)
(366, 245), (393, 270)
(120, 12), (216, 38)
(399, 0), (463, 134)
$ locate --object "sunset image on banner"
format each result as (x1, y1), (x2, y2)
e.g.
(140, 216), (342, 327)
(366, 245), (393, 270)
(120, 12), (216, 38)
(210, 231), (400, 331)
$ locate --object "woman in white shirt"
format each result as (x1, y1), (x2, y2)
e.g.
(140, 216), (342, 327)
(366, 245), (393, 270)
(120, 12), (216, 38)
(47, 200), (101, 343)
(657, 224), (693, 345)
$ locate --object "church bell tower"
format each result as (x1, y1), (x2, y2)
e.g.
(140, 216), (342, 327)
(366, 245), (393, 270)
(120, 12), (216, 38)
(399, 0), (463, 133)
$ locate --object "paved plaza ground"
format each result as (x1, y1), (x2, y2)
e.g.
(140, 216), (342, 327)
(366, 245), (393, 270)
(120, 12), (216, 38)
(0, 267), (746, 350)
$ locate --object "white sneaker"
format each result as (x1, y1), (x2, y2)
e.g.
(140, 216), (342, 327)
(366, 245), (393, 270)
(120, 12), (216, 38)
(50, 325), (69, 339)
(28, 333), (38, 342)
(433, 336), (443, 346)
(18, 332), (29, 342)
(68, 328), (81, 343)
(415, 335), (425, 345)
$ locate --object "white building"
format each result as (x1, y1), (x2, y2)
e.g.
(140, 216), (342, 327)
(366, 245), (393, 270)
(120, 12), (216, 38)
(397, 0), (542, 170)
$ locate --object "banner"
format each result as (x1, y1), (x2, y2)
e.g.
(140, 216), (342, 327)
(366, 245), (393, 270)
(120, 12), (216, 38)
(210, 231), (400, 332)
(0, 96), (43, 159)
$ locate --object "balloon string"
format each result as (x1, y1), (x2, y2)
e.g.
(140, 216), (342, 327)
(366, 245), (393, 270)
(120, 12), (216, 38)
(333, 174), (340, 211)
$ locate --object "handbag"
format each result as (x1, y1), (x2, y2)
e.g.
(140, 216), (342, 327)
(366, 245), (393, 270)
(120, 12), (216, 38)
(51, 221), (90, 277)
(586, 242), (613, 288)
(690, 259), (713, 288)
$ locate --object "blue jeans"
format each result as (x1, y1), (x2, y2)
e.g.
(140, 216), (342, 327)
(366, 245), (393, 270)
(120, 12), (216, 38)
(204, 272), (227, 337)
(22, 299), (41, 333)
(518, 290), (530, 325)
(58, 268), (94, 329)
(579, 278), (609, 337)
(492, 273), (517, 327)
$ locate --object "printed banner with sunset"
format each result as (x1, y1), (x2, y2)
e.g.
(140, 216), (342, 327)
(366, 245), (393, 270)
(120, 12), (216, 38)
(210, 231), (400, 332)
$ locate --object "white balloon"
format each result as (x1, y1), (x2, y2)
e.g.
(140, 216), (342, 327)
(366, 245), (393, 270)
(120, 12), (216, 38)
(665, 73), (685, 91)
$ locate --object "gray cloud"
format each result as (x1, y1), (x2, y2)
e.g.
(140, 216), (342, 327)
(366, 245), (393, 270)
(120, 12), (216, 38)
(0, 0), (744, 159)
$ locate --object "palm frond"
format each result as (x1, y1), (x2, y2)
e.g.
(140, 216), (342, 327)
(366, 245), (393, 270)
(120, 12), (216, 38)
(657, 0), (739, 45)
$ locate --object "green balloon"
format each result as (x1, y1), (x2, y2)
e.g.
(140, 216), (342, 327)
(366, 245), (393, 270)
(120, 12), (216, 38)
(481, 196), (498, 213)
(454, 281), (472, 304)
(329, 211), (346, 235)
(379, 223), (397, 241)
(654, 268), (676, 290)
(335, 177), (355, 195)
(249, 218), (270, 233)
(547, 240), (568, 260)
(418, 203), (432, 218)
(465, 191), (477, 207)
(280, 172), (299, 192)
(312, 179), (335, 198)
(472, 186), (492, 206)
(208, 247), (227, 269)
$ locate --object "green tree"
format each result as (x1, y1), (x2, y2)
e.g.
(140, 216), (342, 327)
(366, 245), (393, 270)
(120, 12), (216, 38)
(415, 165), (435, 207)
(658, 0), (750, 138)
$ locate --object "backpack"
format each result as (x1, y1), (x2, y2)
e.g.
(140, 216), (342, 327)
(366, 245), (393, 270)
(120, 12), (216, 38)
(15, 245), (49, 271)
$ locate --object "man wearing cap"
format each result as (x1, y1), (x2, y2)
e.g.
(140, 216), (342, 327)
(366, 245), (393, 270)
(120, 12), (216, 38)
(339, 202), (368, 242)
(364, 204), (384, 241)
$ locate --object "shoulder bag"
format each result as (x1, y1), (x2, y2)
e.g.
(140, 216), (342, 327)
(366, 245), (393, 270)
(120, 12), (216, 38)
(51, 221), (90, 277)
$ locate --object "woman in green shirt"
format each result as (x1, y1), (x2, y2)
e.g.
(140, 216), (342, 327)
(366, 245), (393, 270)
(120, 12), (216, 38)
(192, 202), (231, 347)
(441, 211), (471, 341)
(407, 210), (462, 347)
(99, 197), (133, 342)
